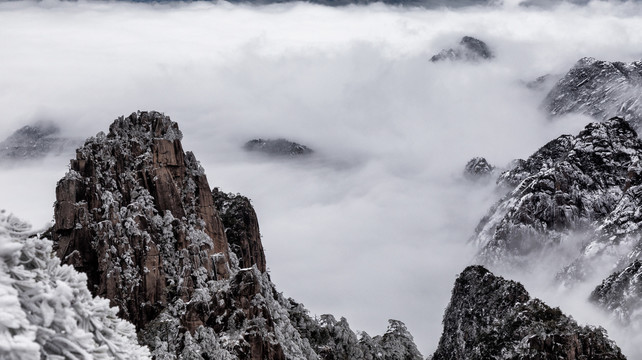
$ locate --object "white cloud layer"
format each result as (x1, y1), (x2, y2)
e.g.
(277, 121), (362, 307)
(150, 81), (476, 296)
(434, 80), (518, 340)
(2, 0), (642, 356)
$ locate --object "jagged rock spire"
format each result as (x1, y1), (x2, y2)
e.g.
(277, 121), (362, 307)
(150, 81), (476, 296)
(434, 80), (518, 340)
(52, 111), (230, 329)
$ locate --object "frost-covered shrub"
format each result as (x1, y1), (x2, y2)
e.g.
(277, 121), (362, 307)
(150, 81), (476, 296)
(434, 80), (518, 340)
(0, 211), (149, 359)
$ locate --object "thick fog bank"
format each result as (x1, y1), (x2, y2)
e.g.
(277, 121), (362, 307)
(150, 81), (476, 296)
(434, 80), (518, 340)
(2, 0), (642, 356)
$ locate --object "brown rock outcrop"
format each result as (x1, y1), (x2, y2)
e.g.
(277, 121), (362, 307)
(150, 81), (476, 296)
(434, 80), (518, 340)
(52, 111), (230, 330)
(213, 189), (267, 272)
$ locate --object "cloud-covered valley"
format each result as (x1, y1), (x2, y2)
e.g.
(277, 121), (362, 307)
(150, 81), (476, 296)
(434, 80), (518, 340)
(3, 0), (642, 356)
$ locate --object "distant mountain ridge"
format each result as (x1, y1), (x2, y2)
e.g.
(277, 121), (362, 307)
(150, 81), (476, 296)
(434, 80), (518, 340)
(118, 0), (495, 7)
(0, 121), (80, 163)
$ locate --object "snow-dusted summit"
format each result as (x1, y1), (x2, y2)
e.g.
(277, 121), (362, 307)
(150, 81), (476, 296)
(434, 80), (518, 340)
(544, 57), (642, 131)
(430, 36), (493, 62)
(475, 117), (642, 268)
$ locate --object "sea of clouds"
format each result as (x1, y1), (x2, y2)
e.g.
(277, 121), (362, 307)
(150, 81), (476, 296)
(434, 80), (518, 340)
(2, 0), (642, 356)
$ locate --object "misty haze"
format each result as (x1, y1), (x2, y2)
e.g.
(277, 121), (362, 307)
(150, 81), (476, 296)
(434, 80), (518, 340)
(2, 0), (642, 359)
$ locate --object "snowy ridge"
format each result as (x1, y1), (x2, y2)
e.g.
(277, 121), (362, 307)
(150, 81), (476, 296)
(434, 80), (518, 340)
(475, 117), (642, 269)
(544, 57), (642, 132)
(0, 211), (149, 359)
(591, 260), (642, 327)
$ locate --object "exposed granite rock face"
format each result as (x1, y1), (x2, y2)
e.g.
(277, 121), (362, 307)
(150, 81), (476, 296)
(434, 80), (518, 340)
(464, 157), (494, 180)
(140, 265), (316, 360)
(591, 260), (642, 326)
(50, 111), (421, 360)
(543, 57), (642, 131)
(52, 111), (231, 330)
(474, 118), (642, 268)
(431, 36), (493, 62)
(213, 189), (267, 272)
(0, 121), (79, 162)
(244, 138), (313, 157)
(432, 266), (626, 360)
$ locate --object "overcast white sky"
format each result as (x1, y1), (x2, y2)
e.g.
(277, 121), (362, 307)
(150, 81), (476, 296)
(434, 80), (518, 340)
(2, 0), (642, 357)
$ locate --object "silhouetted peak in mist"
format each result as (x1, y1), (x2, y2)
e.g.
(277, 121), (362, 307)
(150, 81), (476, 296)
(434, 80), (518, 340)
(244, 138), (313, 157)
(0, 120), (79, 162)
(431, 36), (494, 62)
(464, 157), (495, 180)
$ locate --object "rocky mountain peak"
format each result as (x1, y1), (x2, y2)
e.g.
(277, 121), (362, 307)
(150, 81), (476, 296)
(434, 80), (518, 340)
(543, 56), (642, 131)
(475, 117), (642, 267)
(432, 265), (626, 359)
(464, 157), (495, 180)
(52, 111), (231, 331)
(431, 36), (493, 62)
(107, 110), (183, 142)
(48, 111), (423, 359)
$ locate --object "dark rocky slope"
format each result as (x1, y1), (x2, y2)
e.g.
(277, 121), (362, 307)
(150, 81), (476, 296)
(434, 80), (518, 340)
(543, 57), (642, 131)
(50, 111), (421, 359)
(591, 260), (642, 326)
(432, 266), (626, 360)
(431, 36), (493, 63)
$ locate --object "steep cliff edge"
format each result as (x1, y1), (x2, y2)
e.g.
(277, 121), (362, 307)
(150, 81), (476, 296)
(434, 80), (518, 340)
(432, 266), (626, 360)
(213, 189), (267, 273)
